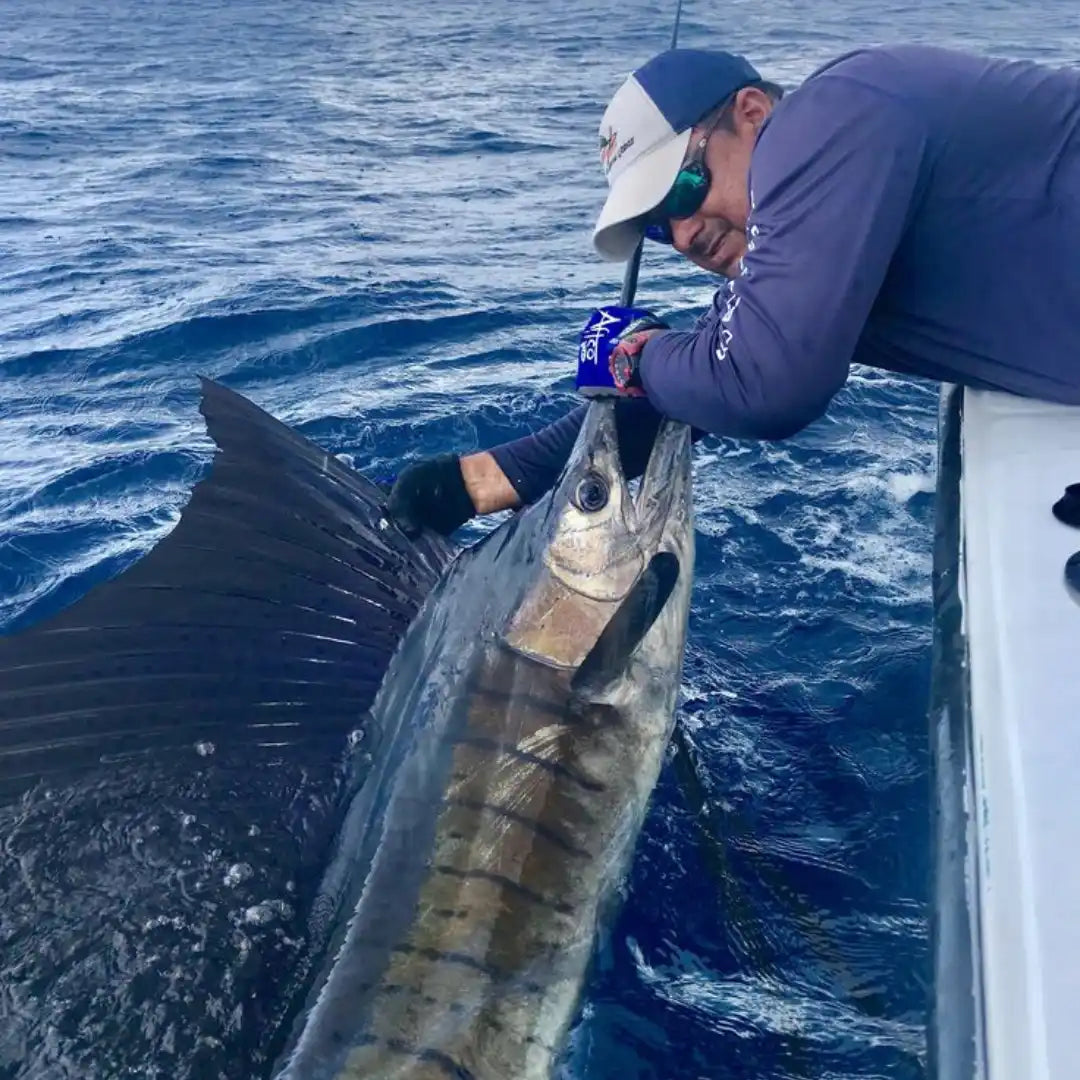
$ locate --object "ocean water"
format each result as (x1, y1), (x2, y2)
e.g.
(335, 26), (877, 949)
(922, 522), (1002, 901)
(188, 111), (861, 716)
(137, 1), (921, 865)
(2, 1), (1079, 1077)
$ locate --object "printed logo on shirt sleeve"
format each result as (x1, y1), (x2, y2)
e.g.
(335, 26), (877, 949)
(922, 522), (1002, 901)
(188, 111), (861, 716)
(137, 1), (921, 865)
(715, 211), (763, 362)
(716, 280), (737, 362)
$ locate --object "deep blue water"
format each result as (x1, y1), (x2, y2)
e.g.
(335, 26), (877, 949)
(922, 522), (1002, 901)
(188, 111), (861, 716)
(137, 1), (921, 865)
(3, 1), (1079, 1077)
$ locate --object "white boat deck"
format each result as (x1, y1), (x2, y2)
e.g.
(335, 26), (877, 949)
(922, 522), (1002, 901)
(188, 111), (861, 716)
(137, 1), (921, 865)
(943, 386), (1080, 1079)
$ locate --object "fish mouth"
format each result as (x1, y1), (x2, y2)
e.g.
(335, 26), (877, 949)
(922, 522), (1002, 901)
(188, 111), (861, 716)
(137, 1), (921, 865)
(544, 399), (694, 571)
(572, 399), (693, 535)
(630, 410), (693, 534)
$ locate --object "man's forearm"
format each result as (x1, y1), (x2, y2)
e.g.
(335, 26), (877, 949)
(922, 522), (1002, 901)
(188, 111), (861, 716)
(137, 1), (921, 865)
(460, 451), (521, 514)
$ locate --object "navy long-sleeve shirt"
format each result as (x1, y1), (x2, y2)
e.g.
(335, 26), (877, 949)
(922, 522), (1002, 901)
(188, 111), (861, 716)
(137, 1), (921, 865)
(491, 44), (1080, 504)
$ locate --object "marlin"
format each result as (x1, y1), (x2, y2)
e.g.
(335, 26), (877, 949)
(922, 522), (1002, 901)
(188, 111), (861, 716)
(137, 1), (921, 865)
(0, 380), (693, 1078)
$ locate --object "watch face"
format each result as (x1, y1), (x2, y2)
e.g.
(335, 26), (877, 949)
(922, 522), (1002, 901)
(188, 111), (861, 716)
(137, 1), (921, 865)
(612, 353), (628, 388)
(613, 349), (637, 389)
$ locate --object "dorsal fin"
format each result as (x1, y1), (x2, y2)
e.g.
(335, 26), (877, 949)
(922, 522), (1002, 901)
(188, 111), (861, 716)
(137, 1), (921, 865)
(0, 378), (459, 1076)
(0, 377), (455, 798)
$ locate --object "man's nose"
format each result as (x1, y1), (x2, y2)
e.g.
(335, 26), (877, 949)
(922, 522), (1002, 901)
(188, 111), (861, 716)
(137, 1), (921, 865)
(669, 215), (702, 254)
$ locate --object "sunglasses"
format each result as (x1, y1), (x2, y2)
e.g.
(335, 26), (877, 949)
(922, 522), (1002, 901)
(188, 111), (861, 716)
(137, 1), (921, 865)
(642, 104), (732, 246)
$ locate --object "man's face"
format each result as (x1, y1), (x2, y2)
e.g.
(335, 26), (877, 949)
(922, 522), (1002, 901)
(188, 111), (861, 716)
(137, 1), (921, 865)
(667, 87), (774, 278)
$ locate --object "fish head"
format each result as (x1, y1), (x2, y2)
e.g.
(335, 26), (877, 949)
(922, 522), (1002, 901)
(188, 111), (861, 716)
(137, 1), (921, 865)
(504, 400), (694, 692)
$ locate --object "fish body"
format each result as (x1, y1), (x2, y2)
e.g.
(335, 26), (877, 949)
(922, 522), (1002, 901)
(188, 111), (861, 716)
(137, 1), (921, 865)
(280, 400), (694, 1079)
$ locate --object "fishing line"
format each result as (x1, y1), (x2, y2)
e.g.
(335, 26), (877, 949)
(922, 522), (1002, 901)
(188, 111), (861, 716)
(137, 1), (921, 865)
(618, 0), (684, 306)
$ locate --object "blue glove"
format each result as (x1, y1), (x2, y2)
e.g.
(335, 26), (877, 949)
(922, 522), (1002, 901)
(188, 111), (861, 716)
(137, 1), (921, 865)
(575, 306), (669, 398)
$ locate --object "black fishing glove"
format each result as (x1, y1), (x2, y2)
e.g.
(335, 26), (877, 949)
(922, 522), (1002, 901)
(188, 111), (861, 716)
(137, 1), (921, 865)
(384, 453), (476, 537)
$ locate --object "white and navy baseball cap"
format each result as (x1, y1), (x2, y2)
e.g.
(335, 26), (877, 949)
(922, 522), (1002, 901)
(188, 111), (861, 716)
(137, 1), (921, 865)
(593, 48), (761, 261)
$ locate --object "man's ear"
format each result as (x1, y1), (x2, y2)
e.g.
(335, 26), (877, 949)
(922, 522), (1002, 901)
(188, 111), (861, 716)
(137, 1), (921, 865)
(734, 86), (773, 134)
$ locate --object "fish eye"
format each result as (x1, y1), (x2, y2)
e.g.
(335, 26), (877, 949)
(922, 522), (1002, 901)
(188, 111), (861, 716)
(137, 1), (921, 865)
(574, 472), (609, 513)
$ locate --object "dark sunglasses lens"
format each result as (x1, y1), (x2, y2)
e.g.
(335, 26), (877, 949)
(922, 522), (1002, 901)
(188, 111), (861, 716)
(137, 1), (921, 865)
(643, 162), (710, 245)
(644, 219), (673, 245)
(661, 166), (710, 219)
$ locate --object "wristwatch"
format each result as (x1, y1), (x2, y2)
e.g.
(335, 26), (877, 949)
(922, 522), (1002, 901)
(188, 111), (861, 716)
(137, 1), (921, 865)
(611, 317), (668, 391)
(611, 341), (643, 391)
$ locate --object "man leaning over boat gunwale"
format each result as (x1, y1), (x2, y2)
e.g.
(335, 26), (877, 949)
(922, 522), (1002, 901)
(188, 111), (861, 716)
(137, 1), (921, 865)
(386, 43), (1080, 537)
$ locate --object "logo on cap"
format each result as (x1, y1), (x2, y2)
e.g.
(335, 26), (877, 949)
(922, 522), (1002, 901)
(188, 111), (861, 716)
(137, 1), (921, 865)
(599, 127), (636, 177)
(599, 128), (618, 170)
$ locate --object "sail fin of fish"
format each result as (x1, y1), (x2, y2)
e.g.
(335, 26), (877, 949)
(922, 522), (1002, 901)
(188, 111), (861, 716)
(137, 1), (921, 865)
(0, 376), (457, 802)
